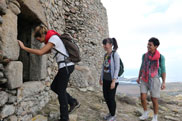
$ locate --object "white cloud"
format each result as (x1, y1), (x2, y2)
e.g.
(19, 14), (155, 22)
(101, 0), (182, 81)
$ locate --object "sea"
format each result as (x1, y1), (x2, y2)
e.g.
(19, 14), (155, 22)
(118, 69), (182, 85)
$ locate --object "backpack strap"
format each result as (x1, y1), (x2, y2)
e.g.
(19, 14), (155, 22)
(53, 48), (69, 59)
(53, 48), (70, 74)
(53, 48), (71, 64)
(112, 51), (124, 75)
(112, 51), (118, 67)
(112, 51), (116, 60)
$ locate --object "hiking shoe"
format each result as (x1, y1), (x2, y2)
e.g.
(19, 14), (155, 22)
(107, 116), (116, 121)
(68, 101), (80, 114)
(103, 113), (111, 120)
(139, 111), (149, 120)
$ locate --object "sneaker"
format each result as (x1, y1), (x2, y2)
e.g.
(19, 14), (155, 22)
(103, 113), (111, 120)
(152, 116), (158, 121)
(139, 111), (149, 120)
(68, 101), (80, 114)
(107, 116), (116, 121)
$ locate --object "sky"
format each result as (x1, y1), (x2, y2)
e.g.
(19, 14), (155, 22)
(101, 0), (182, 82)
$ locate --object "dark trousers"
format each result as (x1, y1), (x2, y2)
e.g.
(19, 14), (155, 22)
(51, 65), (76, 121)
(103, 80), (118, 116)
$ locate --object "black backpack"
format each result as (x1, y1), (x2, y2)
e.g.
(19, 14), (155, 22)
(53, 33), (81, 63)
(112, 51), (124, 76)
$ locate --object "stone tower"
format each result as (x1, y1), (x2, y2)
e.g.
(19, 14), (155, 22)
(0, 0), (109, 120)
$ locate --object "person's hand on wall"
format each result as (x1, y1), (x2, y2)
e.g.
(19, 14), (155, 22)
(18, 40), (25, 49)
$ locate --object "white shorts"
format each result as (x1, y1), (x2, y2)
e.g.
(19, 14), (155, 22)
(140, 77), (161, 98)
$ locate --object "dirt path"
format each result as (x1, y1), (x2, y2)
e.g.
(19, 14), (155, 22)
(39, 86), (182, 121)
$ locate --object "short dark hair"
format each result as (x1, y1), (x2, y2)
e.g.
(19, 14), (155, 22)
(149, 37), (160, 46)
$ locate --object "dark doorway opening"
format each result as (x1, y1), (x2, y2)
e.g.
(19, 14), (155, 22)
(17, 8), (47, 82)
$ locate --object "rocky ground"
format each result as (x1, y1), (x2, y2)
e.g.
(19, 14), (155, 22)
(36, 83), (182, 121)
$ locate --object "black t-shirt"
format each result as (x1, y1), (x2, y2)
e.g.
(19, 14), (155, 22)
(103, 54), (112, 81)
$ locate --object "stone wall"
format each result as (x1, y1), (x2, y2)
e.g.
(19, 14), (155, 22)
(0, 0), (109, 120)
(63, 0), (109, 88)
(40, 0), (109, 88)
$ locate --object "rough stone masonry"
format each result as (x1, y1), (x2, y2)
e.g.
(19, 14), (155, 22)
(0, 0), (109, 120)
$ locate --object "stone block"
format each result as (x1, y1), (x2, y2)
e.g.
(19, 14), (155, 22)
(1, 9), (19, 60)
(9, 1), (21, 15)
(0, 16), (3, 24)
(0, 64), (4, 71)
(5, 61), (23, 89)
(17, 0), (47, 26)
(0, 105), (15, 119)
(8, 95), (17, 104)
(17, 81), (45, 101)
(7, 115), (18, 121)
(0, 78), (7, 84)
(0, 0), (7, 15)
(0, 71), (4, 78)
(0, 91), (8, 107)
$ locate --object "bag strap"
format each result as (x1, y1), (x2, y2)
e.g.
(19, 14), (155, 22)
(53, 48), (70, 74)
(53, 48), (70, 64)
(112, 51), (123, 68)
(112, 51), (116, 60)
(53, 48), (69, 59)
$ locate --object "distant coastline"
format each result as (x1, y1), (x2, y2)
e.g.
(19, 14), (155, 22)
(117, 80), (182, 97)
(118, 76), (182, 85)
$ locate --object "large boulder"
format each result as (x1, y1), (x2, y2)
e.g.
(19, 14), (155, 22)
(5, 61), (23, 89)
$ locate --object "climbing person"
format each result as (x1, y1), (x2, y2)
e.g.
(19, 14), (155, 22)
(99, 38), (123, 121)
(136, 37), (166, 121)
(18, 25), (80, 121)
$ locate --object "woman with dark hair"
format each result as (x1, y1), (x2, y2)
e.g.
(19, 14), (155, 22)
(99, 38), (121, 121)
(137, 37), (166, 121)
(18, 25), (80, 121)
